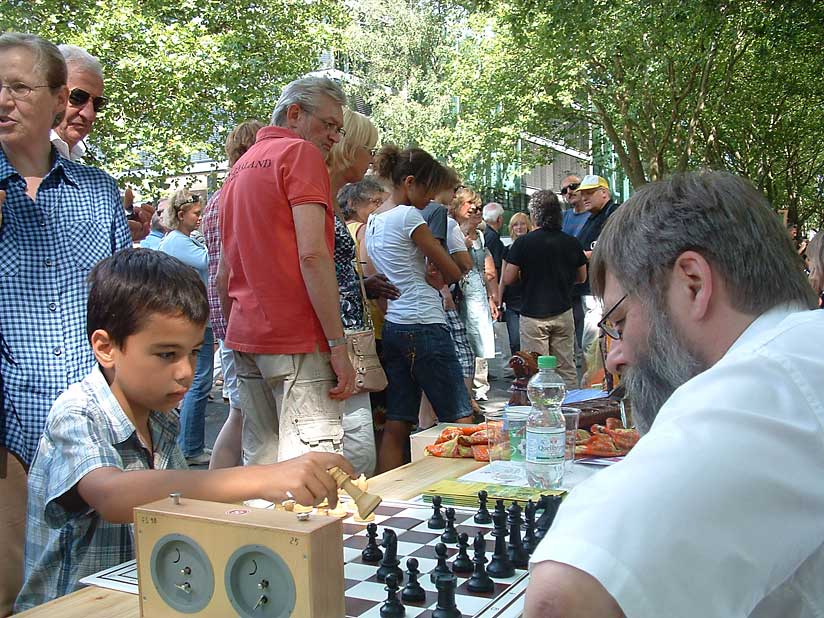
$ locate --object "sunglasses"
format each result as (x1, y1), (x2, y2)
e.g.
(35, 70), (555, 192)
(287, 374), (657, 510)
(560, 183), (580, 196)
(178, 194), (200, 207)
(68, 88), (109, 112)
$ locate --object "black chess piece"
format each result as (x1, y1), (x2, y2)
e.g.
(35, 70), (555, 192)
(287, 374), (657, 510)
(440, 507), (458, 544)
(451, 532), (473, 574)
(487, 510), (514, 578)
(430, 542), (452, 583)
(523, 500), (538, 555)
(494, 498), (506, 520)
(534, 494), (563, 543)
(467, 532), (494, 593)
(380, 573), (406, 618)
(506, 502), (529, 569)
(362, 522), (383, 563)
(431, 573), (461, 618)
(401, 558), (426, 604)
(428, 495), (446, 529)
(474, 489), (492, 524)
(377, 529), (403, 584)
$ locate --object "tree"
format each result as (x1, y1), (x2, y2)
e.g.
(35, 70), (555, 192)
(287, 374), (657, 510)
(1, 0), (343, 192)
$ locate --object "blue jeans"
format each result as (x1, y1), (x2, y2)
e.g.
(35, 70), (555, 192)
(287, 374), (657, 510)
(382, 321), (472, 424)
(178, 326), (214, 457)
(504, 308), (521, 355)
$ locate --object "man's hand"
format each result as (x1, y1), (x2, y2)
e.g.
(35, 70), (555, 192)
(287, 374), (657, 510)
(328, 344), (356, 400)
(124, 188), (154, 242)
(264, 451), (355, 508)
(488, 297), (500, 320)
(364, 274), (400, 300)
(0, 189), (5, 228)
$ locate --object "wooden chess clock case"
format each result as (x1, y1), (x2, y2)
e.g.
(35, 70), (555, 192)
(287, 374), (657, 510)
(135, 497), (345, 617)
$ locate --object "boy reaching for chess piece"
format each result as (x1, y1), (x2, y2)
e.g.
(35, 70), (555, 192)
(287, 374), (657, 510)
(14, 249), (356, 613)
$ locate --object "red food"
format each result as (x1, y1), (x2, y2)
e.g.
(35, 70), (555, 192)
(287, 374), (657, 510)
(435, 427), (463, 444)
(470, 429), (489, 445)
(605, 427), (640, 451)
(425, 436), (461, 457)
(605, 417), (622, 430)
(471, 444), (489, 461)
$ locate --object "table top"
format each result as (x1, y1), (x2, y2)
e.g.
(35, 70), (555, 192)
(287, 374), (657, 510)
(16, 456), (485, 617)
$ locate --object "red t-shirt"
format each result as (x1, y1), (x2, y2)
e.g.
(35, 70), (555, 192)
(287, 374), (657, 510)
(220, 126), (333, 354)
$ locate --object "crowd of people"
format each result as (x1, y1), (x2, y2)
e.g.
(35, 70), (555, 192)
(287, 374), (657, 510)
(1, 30), (823, 618)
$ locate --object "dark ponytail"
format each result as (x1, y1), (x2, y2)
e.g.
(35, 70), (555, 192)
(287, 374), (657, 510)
(374, 144), (449, 193)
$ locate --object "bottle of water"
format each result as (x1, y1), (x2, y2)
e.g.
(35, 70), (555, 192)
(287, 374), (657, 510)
(525, 355), (567, 489)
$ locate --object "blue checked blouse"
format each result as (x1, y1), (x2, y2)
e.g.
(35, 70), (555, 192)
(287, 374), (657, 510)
(0, 147), (131, 465)
(14, 366), (187, 612)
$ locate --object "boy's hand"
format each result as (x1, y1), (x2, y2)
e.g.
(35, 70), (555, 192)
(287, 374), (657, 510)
(267, 452), (355, 507)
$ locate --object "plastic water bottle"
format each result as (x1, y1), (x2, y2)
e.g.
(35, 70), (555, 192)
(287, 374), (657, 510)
(525, 355), (567, 489)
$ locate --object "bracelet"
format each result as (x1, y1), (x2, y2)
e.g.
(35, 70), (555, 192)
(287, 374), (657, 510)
(327, 336), (347, 348)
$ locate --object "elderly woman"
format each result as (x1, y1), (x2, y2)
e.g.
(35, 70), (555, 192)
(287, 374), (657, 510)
(158, 188), (212, 465)
(499, 211), (533, 353)
(0, 33), (131, 614)
(326, 108), (398, 477)
(449, 186), (498, 402)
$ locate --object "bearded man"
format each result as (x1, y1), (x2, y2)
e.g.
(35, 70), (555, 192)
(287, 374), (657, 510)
(524, 171), (824, 618)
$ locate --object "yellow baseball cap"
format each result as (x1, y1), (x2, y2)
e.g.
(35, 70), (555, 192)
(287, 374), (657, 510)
(577, 175), (610, 191)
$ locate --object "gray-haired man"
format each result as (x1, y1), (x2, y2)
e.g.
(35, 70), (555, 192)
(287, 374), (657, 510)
(218, 75), (356, 466)
(525, 171), (824, 618)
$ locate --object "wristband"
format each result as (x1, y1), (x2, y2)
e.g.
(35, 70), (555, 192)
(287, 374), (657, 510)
(327, 336), (347, 348)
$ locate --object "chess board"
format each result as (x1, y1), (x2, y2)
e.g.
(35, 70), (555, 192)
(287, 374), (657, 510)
(337, 500), (529, 618)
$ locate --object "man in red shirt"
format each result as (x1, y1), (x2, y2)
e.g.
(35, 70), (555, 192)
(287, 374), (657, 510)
(218, 75), (356, 465)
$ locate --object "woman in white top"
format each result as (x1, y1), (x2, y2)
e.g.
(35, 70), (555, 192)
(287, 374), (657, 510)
(365, 145), (473, 473)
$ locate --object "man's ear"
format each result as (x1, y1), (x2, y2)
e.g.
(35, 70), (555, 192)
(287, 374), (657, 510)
(284, 103), (303, 126)
(90, 329), (117, 368)
(670, 250), (713, 321)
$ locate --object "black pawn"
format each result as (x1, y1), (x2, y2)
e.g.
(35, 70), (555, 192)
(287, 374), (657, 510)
(428, 495), (446, 529)
(451, 532), (473, 574)
(534, 494), (563, 543)
(467, 532), (494, 593)
(380, 573), (405, 618)
(523, 500), (538, 555)
(431, 573), (461, 618)
(506, 502), (529, 569)
(440, 507), (458, 544)
(494, 498), (506, 520)
(401, 558), (426, 604)
(377, 529), (403, 584)
(362, 522), (383, 563)
(474, 490), (492, 524)
(430, 542), (452, 583)
(487, 510), (514, 578)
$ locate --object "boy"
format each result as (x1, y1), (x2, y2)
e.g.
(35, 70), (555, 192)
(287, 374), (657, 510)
(15, 249), (353, 611)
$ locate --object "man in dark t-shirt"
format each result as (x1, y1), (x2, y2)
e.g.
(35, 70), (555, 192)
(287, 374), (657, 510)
(503, 190), (587, 388)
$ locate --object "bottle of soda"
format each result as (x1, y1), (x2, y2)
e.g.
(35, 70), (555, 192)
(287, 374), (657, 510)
(525, 355), (567, 489)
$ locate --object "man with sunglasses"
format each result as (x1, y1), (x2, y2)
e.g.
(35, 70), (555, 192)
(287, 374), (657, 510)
(51, 45), (107, 162)
(525, 171), (824, 618)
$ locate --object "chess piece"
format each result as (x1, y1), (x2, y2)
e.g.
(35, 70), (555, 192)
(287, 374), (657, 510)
(380, 573), (406, 618)
(523, 500), (538, 555)
(451, 532), (473, 574)
(467, 532), (494, 593)
(362, 522), (383, 563)
(474, 490), (492, 524)
(440, 507), (458, 544)
(401, 558), (426, 604)
(534, 494), (563, 543)
(377, 529), (403, 584)
(506, 502), (529, 569)
(428, 495), (446, 529)
(430, 542), (452, 583)
(487, 510), (514, 578)
(329, 466), (382, 520)
(494, 498), (506, 520)
(431, 573), (461, 618)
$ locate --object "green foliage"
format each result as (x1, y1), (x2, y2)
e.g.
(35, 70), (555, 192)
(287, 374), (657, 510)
(1, 0), (343, 192)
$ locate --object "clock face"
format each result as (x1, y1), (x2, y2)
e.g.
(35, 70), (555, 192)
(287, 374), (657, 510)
(150, 533), (215, 613)
(225, 545), (296, 618)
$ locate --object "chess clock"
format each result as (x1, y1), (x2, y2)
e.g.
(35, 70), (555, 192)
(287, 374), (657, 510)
(136, 495), (345, 617)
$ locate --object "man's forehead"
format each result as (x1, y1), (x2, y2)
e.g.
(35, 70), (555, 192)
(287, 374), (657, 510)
(314, 95), (343, 120)
(602, 272), (626, 308)
(67, 66), (104, 91)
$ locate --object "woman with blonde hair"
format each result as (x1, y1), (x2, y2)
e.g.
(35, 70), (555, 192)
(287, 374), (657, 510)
(202, 119), (264, 469)
(499, 211), (533, 353)
(158, 188), (212, 465)
(326, 108), (399, 477)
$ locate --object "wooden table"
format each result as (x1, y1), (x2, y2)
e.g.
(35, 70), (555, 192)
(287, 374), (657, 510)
(16, 457), (485, 617)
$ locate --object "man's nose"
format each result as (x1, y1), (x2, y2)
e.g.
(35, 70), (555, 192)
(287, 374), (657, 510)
(605, 339), (628, 376)
(78, 99), (96, 120)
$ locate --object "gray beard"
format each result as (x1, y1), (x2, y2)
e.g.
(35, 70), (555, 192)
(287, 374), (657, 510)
(623, 310), (706, 435)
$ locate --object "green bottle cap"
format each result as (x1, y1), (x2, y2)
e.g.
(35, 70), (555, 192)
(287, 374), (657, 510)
(537, 355), (557, 369)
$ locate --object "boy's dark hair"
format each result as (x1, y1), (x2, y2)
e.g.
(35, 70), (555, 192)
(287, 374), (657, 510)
(87, 248), (209, 346)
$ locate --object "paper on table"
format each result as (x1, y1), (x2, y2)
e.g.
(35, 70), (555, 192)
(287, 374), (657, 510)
(459, 462), (600, 491)
(79, 559), (139, 595)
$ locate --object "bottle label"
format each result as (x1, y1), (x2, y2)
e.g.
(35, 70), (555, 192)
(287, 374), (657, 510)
(525, 428), (565, 465)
